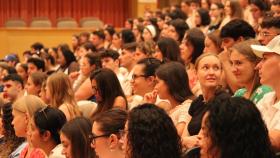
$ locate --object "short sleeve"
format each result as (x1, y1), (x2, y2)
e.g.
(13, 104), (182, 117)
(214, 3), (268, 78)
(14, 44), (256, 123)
(177, 101), (192, 124)
(251, 85), (273, 104)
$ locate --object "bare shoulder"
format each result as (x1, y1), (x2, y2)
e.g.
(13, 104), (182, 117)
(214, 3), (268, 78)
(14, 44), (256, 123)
(58, 104), (71, 120)
(157, 101), (172, 112)
(113, 96), (127, 110)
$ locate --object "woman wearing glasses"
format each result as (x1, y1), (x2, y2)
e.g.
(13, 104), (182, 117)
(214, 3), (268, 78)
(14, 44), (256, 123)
(91, 108), (127, 158)
(121, 104), (182, 158)
(29, 107), (66, 157)
(90, 68), (127, 118)
(60, 117), (95, 158)
(12, 95), (47, 158)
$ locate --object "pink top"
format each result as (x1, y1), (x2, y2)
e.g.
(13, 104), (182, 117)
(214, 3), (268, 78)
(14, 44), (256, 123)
(19, 144), (46, 158)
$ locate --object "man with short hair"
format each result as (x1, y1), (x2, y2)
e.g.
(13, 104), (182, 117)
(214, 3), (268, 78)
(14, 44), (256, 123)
(119, 42), (138, 96)
(90, 30), (105, 52)
(251, 35), (280, 151)
(258, 17), (280, 45)
(120, 42), (137, 73)
(220, 19), (256, 49)
(219, 19), (256, 93)
(100, 50), (130, 95)
(2, 74), (24, 103)
(100, 49), (122, 74)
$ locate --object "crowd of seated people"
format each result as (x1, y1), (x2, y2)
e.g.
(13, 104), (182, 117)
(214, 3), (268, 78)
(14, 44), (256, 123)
(1, 0), (280, 157)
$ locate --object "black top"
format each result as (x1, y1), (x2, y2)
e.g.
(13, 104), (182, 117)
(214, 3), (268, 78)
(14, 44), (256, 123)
(187, 91), (231, 135)
(187, 95), (209, 136)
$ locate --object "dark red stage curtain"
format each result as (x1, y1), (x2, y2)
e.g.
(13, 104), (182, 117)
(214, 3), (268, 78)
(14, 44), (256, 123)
(0, 0), (131, 27)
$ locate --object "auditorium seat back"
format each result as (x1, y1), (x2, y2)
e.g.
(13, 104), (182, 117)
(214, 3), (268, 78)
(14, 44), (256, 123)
(5, 18), (27, 28)
(57, 17), (78, 28)
(80, 17), (104, 29)
(30, 17), (52, 28)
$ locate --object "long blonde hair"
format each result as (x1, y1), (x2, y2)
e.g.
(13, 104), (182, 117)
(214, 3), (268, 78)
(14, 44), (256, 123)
(47, 72), (80, 118)
(13, 95), (47, 116)
(47, 72), (76, 108)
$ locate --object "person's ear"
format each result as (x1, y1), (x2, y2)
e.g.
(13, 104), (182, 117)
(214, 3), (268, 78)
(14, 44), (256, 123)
(35, 85), (42, 94)
(91, 65), (96, 71)
(24, 113), (30, 133)
(24, 113), (30, 123)
(115, 59), (120, 67)
(42, 130), (51, 142)
(147, 76), (155, 85)
(15, 82), (23, 91)
(12, 61), (16, 66)
(237, 36), (244, 42)
(108, 134), (119, 150)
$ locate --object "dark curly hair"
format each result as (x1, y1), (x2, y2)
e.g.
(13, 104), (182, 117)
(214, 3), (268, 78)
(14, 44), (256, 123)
(0, 103), (25, 157)
(205, 96), (276, 158)
(127, 103), (182, 158)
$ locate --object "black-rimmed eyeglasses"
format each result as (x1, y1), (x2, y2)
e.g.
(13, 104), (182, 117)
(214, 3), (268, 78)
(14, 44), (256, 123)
(131, 74), (147, 80)
(89, 133), (111, 145)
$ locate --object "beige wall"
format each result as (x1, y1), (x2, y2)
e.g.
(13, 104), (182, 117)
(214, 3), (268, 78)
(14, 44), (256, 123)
(0, 0), (180, 60)
(0, 28), (91, 61)
(135, 0), (182, 18)
(137, 0), (158, 17)
(157, 0), (181, 9)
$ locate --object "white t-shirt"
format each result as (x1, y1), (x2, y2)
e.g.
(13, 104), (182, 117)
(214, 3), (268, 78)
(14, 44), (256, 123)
(169, 99), (192, 126)
(256, 91), (280, 130)
(49, 144), (65, 158)
(117, 67), (132, 96)
(128, 95), (144, 110)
